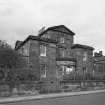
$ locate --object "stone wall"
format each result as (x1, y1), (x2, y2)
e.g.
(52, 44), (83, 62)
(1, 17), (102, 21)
(29, 40), (40, 80)
(39, 42), (60, 93)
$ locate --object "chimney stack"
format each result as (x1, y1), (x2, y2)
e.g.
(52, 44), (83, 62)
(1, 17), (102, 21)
(99, 51), (103, 56)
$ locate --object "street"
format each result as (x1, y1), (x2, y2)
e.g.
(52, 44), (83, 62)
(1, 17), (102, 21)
(1, 92), (105, 105)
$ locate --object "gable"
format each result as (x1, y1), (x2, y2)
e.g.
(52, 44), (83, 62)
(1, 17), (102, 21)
(48, 25), (75, 35)
(53, 27), (74, 35)
(39, 25), (75, 37)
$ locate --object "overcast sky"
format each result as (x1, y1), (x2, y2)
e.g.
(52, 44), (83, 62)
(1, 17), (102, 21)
(0, 0), (105, 53)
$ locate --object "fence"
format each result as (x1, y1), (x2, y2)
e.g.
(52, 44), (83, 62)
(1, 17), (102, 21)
(0, 68), (105, 96)
(60, 80), (105, 92)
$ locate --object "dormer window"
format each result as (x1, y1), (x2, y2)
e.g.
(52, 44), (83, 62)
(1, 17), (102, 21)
(60, 37), (64, 43)
(40, 44), (46, 56)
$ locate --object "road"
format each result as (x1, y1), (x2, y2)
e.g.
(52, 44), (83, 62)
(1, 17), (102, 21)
(1, 92), (105, 105)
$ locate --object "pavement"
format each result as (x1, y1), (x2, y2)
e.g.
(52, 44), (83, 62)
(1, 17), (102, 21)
(0, 89), (105, 104)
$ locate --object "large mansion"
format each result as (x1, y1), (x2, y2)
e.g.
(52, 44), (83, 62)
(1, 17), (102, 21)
(15, 25), (105, 92)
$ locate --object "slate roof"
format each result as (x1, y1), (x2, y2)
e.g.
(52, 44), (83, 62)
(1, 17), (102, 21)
(15, 35), (57, 50)
(94, 56), (105, 62)
(39, 25), (75, 37)
(71, 44), (94, 50)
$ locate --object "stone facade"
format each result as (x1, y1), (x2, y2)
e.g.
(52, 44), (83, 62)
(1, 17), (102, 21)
(71, 44), (94, 75)
(15, 25), (96, 92)
(93, 51), (105, 73)
(15, 36), (59, 92)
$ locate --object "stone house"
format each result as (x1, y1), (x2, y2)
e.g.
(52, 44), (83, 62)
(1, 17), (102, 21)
(15, 25), (95, 92)
(93, 51), (105, 74)
(71, 44), (94, 75)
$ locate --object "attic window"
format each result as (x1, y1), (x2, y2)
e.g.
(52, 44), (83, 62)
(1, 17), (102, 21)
(60, 37), (64, 43)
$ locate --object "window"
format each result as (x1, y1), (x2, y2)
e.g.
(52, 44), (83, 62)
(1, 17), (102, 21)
(57, 65), (74, 76)
(61, 66), (65, 76)
(42, 34), (50, 39)
(61, 50), (65, 57)
(40, 44), (46, 56)
(83, 67), (86, 73)
(60, 37), (64, 43)
(83, 52), (87, 61)
(23, 47), (29, 56)
(46, 34), (50, 39)
(59, 48), (65, 57)
(56, 65), (65, 78)
(40, 64), (47, 78)
(65, 66), (74, 74)
(23, 56), (29, 65)
(18, 48), (23, 55)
